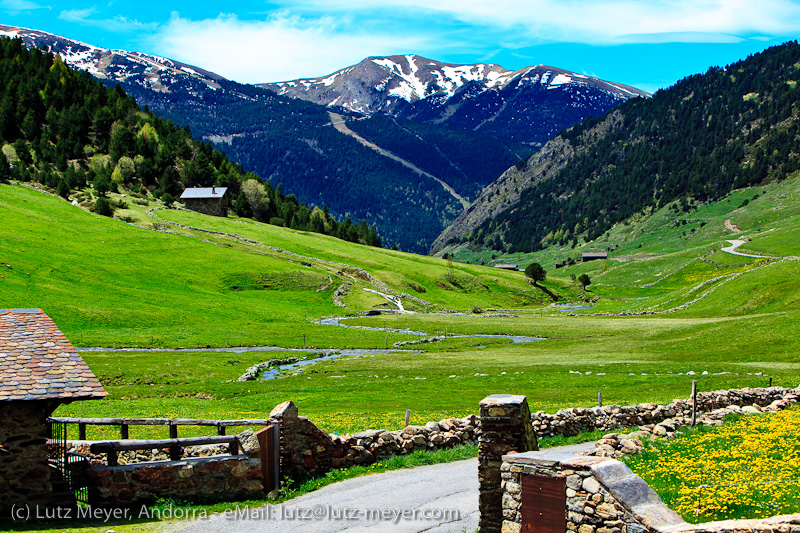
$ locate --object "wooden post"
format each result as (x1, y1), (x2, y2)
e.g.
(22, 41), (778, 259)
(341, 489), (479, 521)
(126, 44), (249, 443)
(217, 424), (226, 436)
(169, 424), (178, 439)
(303, 334), (306, 347)
(404, 409), (411, 427)
(598, 391), (603, 407)
(120, 424), (129, 440)
(108, 444), (118, 467)
(691, 380), (698, 427)
(227, 333), (229, 346)
(79, 423), (87, 441)
(769, 376), (773, 387)
(228, 439), (238, 456)
(169, 444), (181, 461)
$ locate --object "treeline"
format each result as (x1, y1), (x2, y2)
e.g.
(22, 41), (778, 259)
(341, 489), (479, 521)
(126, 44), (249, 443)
(0, 37), (380, 247)
(465, 40), (800, 252)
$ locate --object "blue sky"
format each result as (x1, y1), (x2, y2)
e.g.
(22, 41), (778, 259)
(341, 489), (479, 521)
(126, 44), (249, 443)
(2, 1), (800, 92)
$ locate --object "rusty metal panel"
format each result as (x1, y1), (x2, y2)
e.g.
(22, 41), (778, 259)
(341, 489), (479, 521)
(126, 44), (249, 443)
(256, 424), (279, 493)
(521, 474), (567, 533)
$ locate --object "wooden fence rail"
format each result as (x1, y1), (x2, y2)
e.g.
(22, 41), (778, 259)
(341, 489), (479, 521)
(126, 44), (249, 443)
(51, 417), (272, 440)
(90, 435), (240, 466)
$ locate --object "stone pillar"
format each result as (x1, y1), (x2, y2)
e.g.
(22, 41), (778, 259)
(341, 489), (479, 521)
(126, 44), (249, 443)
(478, 394), (538, 533)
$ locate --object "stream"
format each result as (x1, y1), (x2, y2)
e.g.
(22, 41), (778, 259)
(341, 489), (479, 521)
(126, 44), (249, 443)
(78, 311), (545, 380)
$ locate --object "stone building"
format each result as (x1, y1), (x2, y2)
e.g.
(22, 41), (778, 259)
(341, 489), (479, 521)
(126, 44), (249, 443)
(0, 308), (107, 516)
(180, 187), (229, 217)
(582, 252), (608, 262)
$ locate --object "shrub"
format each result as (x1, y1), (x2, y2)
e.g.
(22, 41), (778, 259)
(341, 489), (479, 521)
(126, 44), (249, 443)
(408, 282), (426, 293)
(93, 197), (113, 216)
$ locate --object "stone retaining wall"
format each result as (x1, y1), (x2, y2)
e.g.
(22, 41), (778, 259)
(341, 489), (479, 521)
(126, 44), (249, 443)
(87, 455), (263, 507)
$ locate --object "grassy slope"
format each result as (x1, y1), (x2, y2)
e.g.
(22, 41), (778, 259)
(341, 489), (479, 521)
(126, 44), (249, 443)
(2, 181), (799, 436)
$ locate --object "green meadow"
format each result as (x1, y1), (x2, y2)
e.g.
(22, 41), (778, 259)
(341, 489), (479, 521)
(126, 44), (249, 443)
(2, 181), (799, 436)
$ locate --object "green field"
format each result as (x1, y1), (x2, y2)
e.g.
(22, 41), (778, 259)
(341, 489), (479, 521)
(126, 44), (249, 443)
(1, 181), (799, 435)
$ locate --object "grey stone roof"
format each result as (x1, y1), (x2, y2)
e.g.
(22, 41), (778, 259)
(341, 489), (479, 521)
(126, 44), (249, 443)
(180, 187), (228, 199)
(0, 309), (108, 402)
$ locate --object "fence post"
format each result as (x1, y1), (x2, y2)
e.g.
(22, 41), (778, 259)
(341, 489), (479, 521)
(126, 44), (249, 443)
(691, 380), (698, 427)
(79, 423), (87, 441)
(169, 444), (181, 461)
(169, 423), (178, 439)
(108, 444), (119, 467)
(120, 424), (129, 440)
(405, 409), (411, 427)
(598, 391), (603, 407)
(228, 438), (239, 456)
(217, 424), (226, 436)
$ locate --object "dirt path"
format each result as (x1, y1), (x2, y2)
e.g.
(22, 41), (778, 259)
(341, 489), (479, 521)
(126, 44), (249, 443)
(724, 219), (743, 233)
(328, 112), (469, 208)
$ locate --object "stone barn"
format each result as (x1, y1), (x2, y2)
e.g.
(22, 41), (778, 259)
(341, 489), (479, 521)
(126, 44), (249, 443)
(0, 309), (107, 516)
(180, 187), (229, 217)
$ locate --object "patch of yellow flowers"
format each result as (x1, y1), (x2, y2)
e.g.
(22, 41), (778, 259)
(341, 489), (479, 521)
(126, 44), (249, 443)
(630, 409), (800, 522)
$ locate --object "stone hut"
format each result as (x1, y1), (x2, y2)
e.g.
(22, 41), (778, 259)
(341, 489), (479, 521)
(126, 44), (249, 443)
(180, 187), (228, 217)
(582, 252), (608, 262)
(0, 309), (107, 515)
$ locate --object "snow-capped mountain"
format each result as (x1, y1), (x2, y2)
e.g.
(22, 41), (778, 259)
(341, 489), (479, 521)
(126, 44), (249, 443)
(0, 24), (649, 251)
(0, 25), (233, 100)
(260, 55), (649, 146)
(261, 55), (512, 114)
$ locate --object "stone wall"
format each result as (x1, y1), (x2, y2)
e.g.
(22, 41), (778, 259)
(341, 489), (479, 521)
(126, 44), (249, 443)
(530, 387), (798, 439)
(269, 400), (479, 481)
(87, 455), (263, 507)
(500, 450), (800, 533)
(183, 197), (227, 217)
(0, 400), (58, 516)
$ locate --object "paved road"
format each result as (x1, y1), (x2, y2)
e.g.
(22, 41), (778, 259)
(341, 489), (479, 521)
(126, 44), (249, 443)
(720, 239), (768, 258)
(170, 442), (596, 533)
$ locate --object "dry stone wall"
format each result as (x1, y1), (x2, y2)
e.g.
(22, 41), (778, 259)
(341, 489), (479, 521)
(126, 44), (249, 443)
(531, 387), (798, 439)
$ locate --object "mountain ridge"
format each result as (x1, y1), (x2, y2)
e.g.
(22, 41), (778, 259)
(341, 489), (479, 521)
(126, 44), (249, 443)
(438, 40), (800, 255)
(0, 24), (647, 252)
(260, 54), (649, 147)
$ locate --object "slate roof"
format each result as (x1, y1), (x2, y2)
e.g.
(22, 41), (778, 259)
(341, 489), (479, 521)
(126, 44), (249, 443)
(180, 187), (228, 199)
(0, 309), (108, 402)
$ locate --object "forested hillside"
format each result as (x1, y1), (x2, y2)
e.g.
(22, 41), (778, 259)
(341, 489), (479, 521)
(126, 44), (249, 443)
(451, 41), (800, 253)
(0, 37), (380, 247)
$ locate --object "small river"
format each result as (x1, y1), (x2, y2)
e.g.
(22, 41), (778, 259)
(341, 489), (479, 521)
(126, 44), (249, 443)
(78, 314), (544, 379)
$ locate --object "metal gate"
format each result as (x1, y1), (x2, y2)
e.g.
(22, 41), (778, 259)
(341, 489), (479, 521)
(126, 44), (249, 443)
(521, 474), (567, 533)
(47, 418), (90, 504)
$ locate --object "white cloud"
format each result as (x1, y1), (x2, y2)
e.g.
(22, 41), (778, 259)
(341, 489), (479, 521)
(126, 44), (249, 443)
(59, 7), (157, 33)
(150, 12), (434, 83)
(1, 0), (49, 14)
(275, 0), (800, 44)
